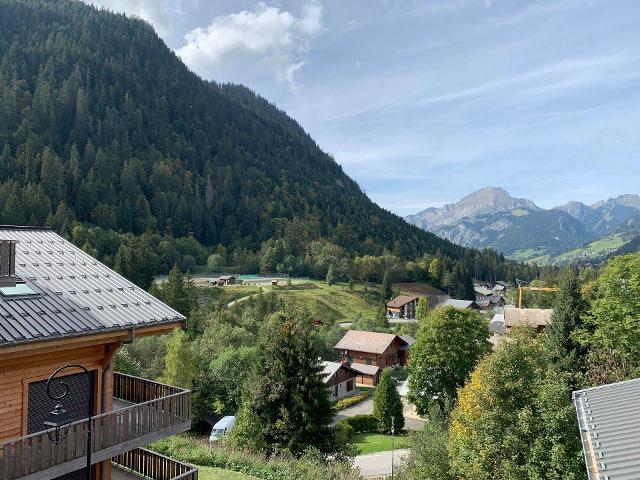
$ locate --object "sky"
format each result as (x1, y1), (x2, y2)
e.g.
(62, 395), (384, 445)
(87, 0), (640, 216)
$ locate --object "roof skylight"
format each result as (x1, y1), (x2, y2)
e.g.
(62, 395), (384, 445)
(0, 283), (37, 297)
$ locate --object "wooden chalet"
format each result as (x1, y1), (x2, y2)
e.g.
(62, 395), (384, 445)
(0, 227), (196, 480)
(386, 295), (418, 319)
(321, 361), (358, 400)
(504, 307), (553, 333)
(334, 330), (412, 385)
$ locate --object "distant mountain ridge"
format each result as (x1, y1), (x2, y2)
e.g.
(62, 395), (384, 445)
(406, 187), (640, 264)
(406, 187), (539, 230)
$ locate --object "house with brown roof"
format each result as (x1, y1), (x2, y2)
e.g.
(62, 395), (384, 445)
(504, 307), (553, 333)
(335, 330), (411, 385)
(386, 295), (419, 319)
(322, 361), (358, 400)
(0, 227), (196, 480)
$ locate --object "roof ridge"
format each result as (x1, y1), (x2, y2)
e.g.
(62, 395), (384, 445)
(0, 225), (52, 231)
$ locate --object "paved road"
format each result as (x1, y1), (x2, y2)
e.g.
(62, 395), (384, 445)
(354, 449), (410, 477)
(334, 398), (425, 430)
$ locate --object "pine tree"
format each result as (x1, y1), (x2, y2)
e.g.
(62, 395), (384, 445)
(381, 271), (393, 300)
(234, 314), (335, 454)
(545, 266), (587, 384)
(373, 369), (404, 433)
(326, 264), (335, 286)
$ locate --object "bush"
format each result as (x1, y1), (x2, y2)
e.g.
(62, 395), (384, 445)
(338, 414), (378, 434)
(334, 422), (355, 446)
(333, 392), (371, 411)
(150, 434), (361, 480)
(389, 366), (408, 382)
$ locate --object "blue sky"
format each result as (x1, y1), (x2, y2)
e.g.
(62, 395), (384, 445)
(88, 0), (640, 215)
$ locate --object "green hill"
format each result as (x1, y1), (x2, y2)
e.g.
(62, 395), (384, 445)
(0, 0), (542, 287)
(0, 0), (450, 256)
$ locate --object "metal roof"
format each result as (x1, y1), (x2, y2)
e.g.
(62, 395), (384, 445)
(0, 227), (185, 346)
(439, 299), (477, 309)
(573, 377), (640, 479)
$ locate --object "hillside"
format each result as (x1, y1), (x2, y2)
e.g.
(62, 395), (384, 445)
(0, 0), (453, 261)
(407, 187), (640, 263)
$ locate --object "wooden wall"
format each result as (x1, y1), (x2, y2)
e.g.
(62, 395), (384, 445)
(0, 343), (116, 443)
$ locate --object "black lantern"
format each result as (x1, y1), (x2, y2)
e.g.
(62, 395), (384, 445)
(44, 364), (94, 480)
(44, 402), (72, 445)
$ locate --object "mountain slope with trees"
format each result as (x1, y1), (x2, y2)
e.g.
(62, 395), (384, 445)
(0, 0), (539, 286)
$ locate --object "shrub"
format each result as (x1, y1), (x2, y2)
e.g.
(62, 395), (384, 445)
(338, 414), (378, 434)
(334, 422), (355, 446)
(150, 434), (361, 480)
(333, 392), (371, 411)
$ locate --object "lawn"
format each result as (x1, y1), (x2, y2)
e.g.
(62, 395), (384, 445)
(353, 433), (410, 455)
(274, 281), (379, 323)
(195, 466), (261, 480)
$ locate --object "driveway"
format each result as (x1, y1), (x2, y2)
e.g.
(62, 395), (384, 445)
(334, 398), (425, 431)
(354, 449), (410, 477)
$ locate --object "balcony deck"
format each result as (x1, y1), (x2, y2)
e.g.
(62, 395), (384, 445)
(0, 373), (192, 480)
(112, 448), (197, 480)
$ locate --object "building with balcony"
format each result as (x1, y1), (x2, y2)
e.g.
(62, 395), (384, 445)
(0, 226), (197, 480)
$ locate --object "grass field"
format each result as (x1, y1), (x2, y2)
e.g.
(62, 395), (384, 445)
(551, 234), (626, 265)
(274, 281), (379, 323)
(353, 433), (411, 455)
(197, 466), (260, 480)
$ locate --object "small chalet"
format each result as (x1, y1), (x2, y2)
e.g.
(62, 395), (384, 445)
(335, 330), (411, 385)
(209, 275), (236, 286)
(387, 295), (419, 319)
(438, 299), (479, 310)
(0, 227), (196, 480)
(322, 361), (358, 400)
(476, 295), (506, 310)
(349, 363), (382, 386)
(504, 307), (553, 333)
(474, 286), (494, 301)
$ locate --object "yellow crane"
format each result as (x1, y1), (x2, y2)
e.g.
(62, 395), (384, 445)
(518, 286), (559, 308)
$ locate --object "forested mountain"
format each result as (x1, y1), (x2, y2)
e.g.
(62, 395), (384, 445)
(407, 187), (640, 264)
(0, 0), (541, 286)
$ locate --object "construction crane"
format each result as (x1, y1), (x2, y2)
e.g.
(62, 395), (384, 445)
(517, 285), (559, 308)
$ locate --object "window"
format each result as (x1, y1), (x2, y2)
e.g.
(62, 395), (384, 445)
(346, 379), (354, 392)
(334, 385), (339, 397)
(347, 355), (353, 364)
(0, 283), (37, 297)
(365, 358), (372, 366)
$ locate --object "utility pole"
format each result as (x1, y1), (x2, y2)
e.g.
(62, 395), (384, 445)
(391, 415), (395, 479)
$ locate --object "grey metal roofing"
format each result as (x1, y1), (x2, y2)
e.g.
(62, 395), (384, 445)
(0, 226), (185, 346)
(439, 299), (476, 309)
(573, 377), (640, 479)
(321, 361), (358, 383)
(474, 286), (494, 296)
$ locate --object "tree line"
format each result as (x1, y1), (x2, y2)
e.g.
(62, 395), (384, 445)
(400, 251), (640, 479)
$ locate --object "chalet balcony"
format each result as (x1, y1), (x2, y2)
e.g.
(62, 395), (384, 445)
(0, 373), (192, 480)
(113, 448), (197, 480)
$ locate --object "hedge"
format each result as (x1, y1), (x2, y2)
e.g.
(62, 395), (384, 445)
(337, 414), (378, 434)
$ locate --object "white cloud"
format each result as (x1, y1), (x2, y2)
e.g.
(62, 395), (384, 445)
(86, 0), (182, 36)
(176, 2), (324, 87)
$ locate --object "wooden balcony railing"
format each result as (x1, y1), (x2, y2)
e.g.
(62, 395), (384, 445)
(113, 447), (198, 480)
(0, 373), (191, 480)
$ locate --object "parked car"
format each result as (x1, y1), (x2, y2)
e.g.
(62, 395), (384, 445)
(209, 416), (236, 443)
